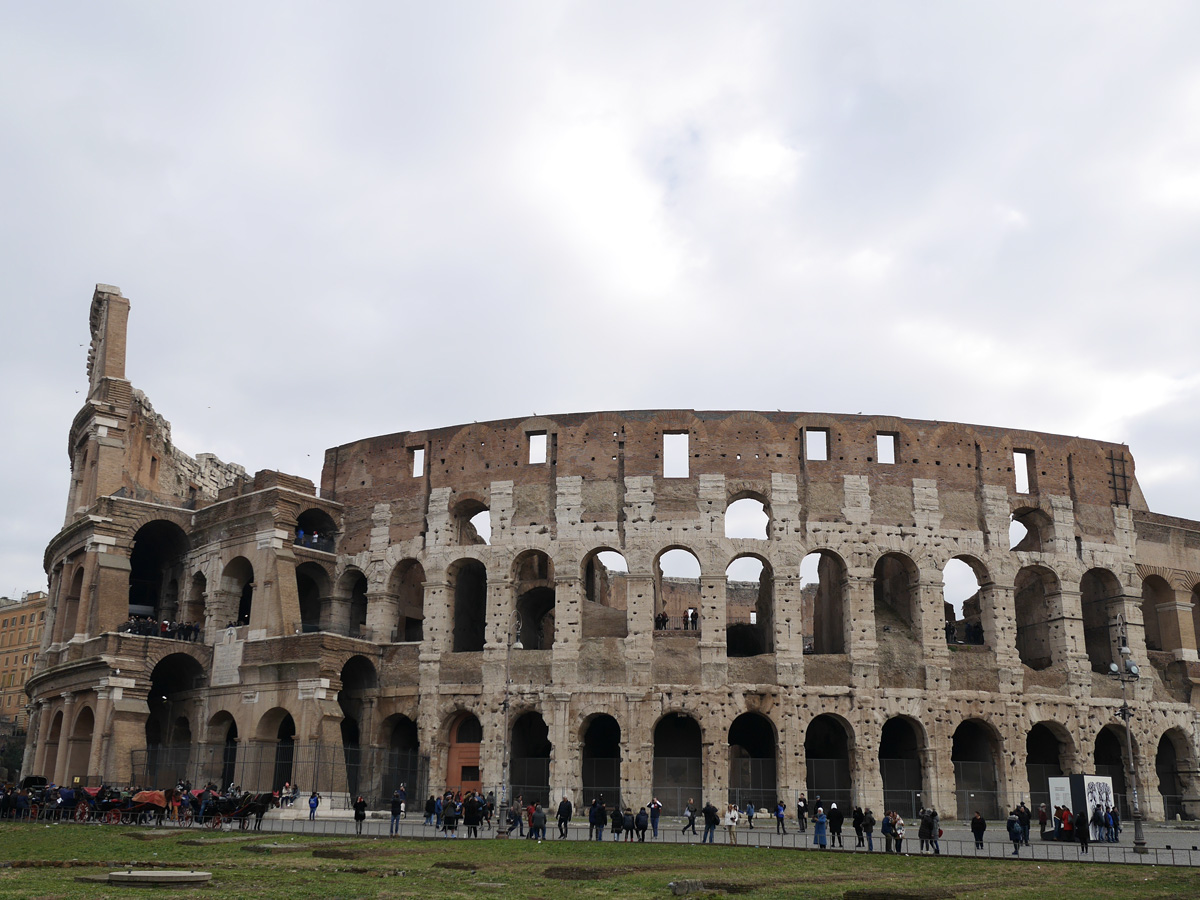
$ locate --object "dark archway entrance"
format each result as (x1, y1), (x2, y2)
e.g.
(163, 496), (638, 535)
(338, 656), (377, 798)
(128, 521), (189, 619)
(383, 715), (422, 801)
(652, 713), (702, 816)
(879, 717), (924, 818)
(728, 713), (776, 809)
(450, 560), (487, 652)
(145, 653), (204, 786)
(1026, 723), (1068, 812)
(1094, 726), (1132, 818)
(951, 720), (1001, 820)
(510, 711), (552, 807)
(582, 715), (621, 807)
(805, 715), (852, 811)
(273, 715), (296, 791)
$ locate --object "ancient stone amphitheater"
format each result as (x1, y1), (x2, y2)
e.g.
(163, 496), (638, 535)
(25, 286), (1200, 819)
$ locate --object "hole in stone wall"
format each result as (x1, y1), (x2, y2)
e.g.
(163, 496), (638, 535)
(876, 433), (896, 464)
(410, 448), (425, 477)
(806, 429), (828, 461)
(663, 433), (689, 478)
(725, 497), (769, 540)
(528, 432), (547, 465)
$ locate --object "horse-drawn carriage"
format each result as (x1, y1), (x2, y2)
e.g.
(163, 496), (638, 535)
(198, 791), (279, 830)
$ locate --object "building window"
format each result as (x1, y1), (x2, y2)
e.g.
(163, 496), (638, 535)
(1013, 450), (1033, 494)
(876, 433), (897, 464)
(410, 447), (425, 477)
(528, 432), (547, 465)
(806, 428), (829, 461)
(663, 432), (689, 478)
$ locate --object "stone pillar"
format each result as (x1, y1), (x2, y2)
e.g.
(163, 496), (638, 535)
(624, 574), (655, 686)
(366, 589), (399, 644)
(547, 692), (573, 803)
(853, 719), (884, 812)
(916, 571), (951, 693)
(774, 570), (805, 687)
(422, 580), (450, 652)
(91, 553), (131, 636)
(552, 576), (583, 685)
(206, 589), (239, 639)
(988, 581), (1024, 693)
(52, 695), (76, 784)
(1158, 586), (1199, 662)
(845, 574), (879, 691)
(778, 707), (804, 804)
(1055, 587), (1092, 696)
(703, 732), (725, 807)
(699, 575), (728, 688)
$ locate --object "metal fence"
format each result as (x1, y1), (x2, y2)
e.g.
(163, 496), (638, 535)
(729, 757), (778, 812)
(880, 758), (923, 818)
(131, 744), (428, 809)
(652, 756), (703, 816)
(806, 758), (853, 813)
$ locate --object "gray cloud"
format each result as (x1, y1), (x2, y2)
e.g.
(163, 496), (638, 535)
(2, 1), (1198, 593)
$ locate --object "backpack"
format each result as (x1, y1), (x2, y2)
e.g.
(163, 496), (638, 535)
(880, 817), (892, 835)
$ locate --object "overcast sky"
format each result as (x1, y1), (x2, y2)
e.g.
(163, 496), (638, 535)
(2, 2), (1198, 598)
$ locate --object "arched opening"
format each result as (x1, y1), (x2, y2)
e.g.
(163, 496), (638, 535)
(295, 562), (329, 634)
(582, 714), (621, 807)
(1155, 730), (1194, 821)
(44, 711), (63, 783)
(655, 548), (702, 632)
(728, 712), (776, 810)
(449, 559), (487, 652)
(1014, 565), (1059, 671)
(942, 558), (986, 645)
(1081, 568), (1123, 674)
(181, 571), (206, 630)
(389, 559), (426, 643)
(652, 713), (702, 815)
(874, 552), (920, 645)
(446, 712), (482, 793)
(146, 653), (205, 786)
(382, 715), (421, 800)
(510, 711), (552, 807)
(1193, 583), (1200, 651)
(951, 719), (1002, 819)
(805, 715), (853, 811)
(59, 568), (84, 642)
(879, 717), (925, 818)
(335, 570), (369, 639)
(513, 551), (555, 650)
(220, 557), (255, 628)
(726, 556), (773, 657)
(725, 496), (769, 540)
(1094, 725), (1134, 819)
(582, 549), (629, 639)
(1026, 722), (1070, 811)
(273, 714), (296, 792)
(295, 508), (337, 552)
(453, 500), (490, 545)
(207, 712), (238, 789)
(128, 521), (190, 620)
(338, 656), (377, 798)
(1140, 576), (1171, 652)
(802, 550), (846, 654)
(1010, 508), (1053, 552)
(66, 706), (95, 785)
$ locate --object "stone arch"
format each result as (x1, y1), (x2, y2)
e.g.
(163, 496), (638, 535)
(725, 494), (770, 540)
(448, 558), (487, 652)
(654, 546), (702, 631)
(146, 652), (205, 785)
(805, 713), (855, 811)
(452, 497), (491, 546)
(1081, 568), (1123, 674)
(1155, 726), (1197, 821)
(252, 707), (297, 791)
(66, 705), (95, 785)
(1094, 722), (1138, 818)
(728, 711), (777, 810)
(874, 552), (920, 646)
(726, 553), (773, 657)
(296, 561), (330, 634)
(219, 556), (255, 628)
(510, 710), (552, 807)
(1026, 720), (1075, 810)
(580, 548), (629, 639)
(379, 713), (421, 799)
(512, 550), (555, 650)
(951, 718), (1004, 819)
(334, 568), (369, 639)
(295, 507), (337, 552)
(206, 710), (239, 789)
(1014, 565), (1062, 670)
(446, 710), (483, 794)
(1010, 506), (1054, 552)
(44, 710), (64, 783)
(943, 554), (992, 646)
(652, 711), (704, 815)
(580, 712), (622, 807)
(803, 549), (848, 654)
(129, 520), (190, 620)
(180, 570), (206, 630)
(388, 559), (426, 643)
(879, 715), (927, 818)
(1140, 575), (1171, 652)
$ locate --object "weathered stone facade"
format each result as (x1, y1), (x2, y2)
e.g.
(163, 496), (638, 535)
(24, 285), (1200, 819)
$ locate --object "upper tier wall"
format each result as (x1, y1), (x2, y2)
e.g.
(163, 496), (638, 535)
(321, 410), (1147, 554)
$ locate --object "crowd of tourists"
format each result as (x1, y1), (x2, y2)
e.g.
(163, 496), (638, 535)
(118, 616), (202, 641)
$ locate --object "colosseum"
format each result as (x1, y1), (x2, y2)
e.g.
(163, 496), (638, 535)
(24, 285), (1200, 821)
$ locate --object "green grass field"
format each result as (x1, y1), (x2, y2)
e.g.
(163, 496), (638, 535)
(1, 824), (1198, 899)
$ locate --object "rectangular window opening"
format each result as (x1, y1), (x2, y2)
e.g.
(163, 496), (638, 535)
(1013, 449), (1032, 494)
(663, 432), (689, 478)
(528, 432), (547, 464)
(149, 456), (158, 479)
(876, 433), (896, 464)
(410, 447), (425, 478)
(806, 429), (829, 462)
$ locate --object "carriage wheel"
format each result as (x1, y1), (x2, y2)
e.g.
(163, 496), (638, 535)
(121, 812), (133, 825)
(74, 804), (88, 823)
(28, 803), (40, 821)
(104, 809), (121, 825)
(205, 813), (222, 829)
(181, 808), (193, 827)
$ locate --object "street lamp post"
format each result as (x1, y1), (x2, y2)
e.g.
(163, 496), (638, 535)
(497, 613), (523, 837)
(1108, 615), (1147, 854)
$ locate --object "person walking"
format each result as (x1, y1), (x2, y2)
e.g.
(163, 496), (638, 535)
(971, 811), (987, 850)
(775, 799), (788, 834)
(744, 800), (755, 829)
(390, 790), (404, 836)
(649, 797), (662, 838)
(397, 783), (407, 819)
(828, 803), (844, 848)
(813, 807), (828, 849)
(556, 796), (572, 839)
(683, 799), (698, 836)
(702, 801), (719, 844)
(1075, 808), (1090, 854)
(308, 791), (320, 821)
(862, 807), (876, 851)
(353, 795), (367, 835)
(724, 803), (739, 845)
(1006, 809), (1022, 856)
(852, 806), (865, 848)
(508, 802), (524, 838)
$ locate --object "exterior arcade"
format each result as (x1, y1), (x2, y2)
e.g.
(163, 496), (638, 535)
(24, 285), (1200, 818)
